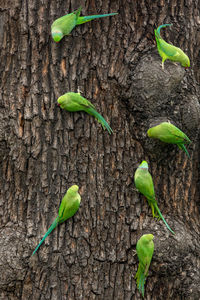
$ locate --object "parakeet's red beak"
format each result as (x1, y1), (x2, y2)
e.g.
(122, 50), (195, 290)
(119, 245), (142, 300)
(57, 103), (60, 106)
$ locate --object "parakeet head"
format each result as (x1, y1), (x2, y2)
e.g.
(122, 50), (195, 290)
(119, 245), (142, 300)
(142, 234), (154, 243)
(52, 30), (63, 42)
(66, 185), (79, 197)
(147, 125), (161, 138)
(57, 94), (68, 109)
(181, 55), (190, 68)
(67, 185), (79, 197)
(69, 185), (79, 193)
(138, 160), (148, 169)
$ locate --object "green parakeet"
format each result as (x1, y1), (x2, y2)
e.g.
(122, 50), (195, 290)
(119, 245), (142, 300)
(51, 6), (118, 42)
(57, 92), (112, 134)
(147, 122), (191, 158)
(155, 24), (190, 69)
(135, 234), (154, 298)
(134, 161), (175, 234)
(32, 185), (81, 256)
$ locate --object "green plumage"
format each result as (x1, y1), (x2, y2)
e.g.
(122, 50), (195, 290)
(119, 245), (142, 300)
(51, 6), (118, 42)
(155, 24), (190, 69)
(32, 185), (81, 256)
(147, 122), (191, 158)
(134, 161), (175, 234)
(57, 92), (112, 134)
(135, 234), (154, 298)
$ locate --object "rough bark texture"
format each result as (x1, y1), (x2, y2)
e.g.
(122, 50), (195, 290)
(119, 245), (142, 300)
(0, 0), (200, 299)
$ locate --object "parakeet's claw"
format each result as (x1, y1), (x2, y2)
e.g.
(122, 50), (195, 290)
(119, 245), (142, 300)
(162, 62), (165, 70)
(151, 205), (159, 219)
(132, 250), (137, 257)
(77, 87), (82, 95)
(151, 204), (155, 217)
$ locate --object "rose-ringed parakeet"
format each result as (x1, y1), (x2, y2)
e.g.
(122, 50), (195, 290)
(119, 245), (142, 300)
(147, 122), (191, 158)
(32, 185), (81, 256)
(57, 92), (113, 134)
(134, 161), (175, 234)
(51, 6), (118, 42)
(135, 234), (154, 298)
(155, 24), (190, 69)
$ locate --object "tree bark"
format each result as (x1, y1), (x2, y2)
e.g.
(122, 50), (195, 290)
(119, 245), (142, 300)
(0, 0), (200, 299)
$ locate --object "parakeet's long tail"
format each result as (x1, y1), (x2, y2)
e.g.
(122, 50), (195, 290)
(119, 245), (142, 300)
(178, 144), (190, 158)
(77, 13), (118, 25)
(155, 204), (175, 234)
(32, 217), (59, 256)
(156, 24), (172, 35)
(135, 263), (146, 298)
(155, 24), (172, 42)
(87, 107), (113, 134)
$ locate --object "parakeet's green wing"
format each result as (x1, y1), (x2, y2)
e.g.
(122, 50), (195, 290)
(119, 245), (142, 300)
(137, 254), (149, 272)
(51, 13), (77, 37)
(73, 95), (113, 134)
(74, 94), (96, 109)
(168, 125), (191, 143)
(58, 195), (80, 224)
(51, 7), (82, 36)
(135, 171), (155, 201)
(156, 37), (181, 58)
(58, 199), (67, 222)
(61, 6), (81, 22)
(52, 13), (73, 27)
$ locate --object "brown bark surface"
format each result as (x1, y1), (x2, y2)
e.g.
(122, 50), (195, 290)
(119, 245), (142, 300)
(0, 0), (199, 299)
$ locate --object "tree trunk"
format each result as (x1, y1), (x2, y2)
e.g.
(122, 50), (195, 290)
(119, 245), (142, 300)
(0, 0), (199, 299)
